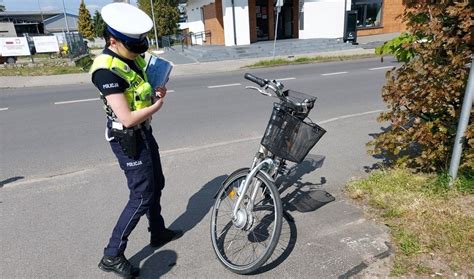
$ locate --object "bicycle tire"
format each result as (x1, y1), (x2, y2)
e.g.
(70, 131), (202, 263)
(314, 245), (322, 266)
(210, 168), (283, 274)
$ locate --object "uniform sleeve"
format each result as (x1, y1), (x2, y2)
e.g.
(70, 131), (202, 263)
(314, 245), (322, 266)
(92, 69), (129, 96)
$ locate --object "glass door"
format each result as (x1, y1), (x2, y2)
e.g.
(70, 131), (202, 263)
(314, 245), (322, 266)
(256, 0), (269, 40)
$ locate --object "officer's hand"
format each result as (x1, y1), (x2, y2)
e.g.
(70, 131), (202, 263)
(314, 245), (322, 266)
(155, 86), (167, 99)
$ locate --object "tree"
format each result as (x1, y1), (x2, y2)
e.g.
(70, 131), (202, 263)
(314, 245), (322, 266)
(0, 4), (5, 12)
(137, 0), (180, 40)
(92, 10), (106, 39)
(369, 0), (474, 172)
(78, 0), (94, 40)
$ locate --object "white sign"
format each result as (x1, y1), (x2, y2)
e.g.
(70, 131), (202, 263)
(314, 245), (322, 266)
(0, 37), (30, 56)
(33, 36), (60, 53)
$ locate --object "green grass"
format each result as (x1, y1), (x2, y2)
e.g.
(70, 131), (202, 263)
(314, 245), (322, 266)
(246, 53), (378, 68)
(395, 228), (421, 256)
(0, 65), (85, 76)
(1, 54), (94, 76)
(346, 168), (474, 277)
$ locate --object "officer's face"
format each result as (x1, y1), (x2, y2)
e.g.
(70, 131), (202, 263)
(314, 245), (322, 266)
(109, 37), (139, 60)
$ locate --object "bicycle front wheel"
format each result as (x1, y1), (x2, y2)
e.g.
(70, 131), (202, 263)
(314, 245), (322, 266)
(210, 169), (283, 274)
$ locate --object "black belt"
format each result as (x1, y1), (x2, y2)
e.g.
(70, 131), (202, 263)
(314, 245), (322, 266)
(107, 118), (151, 131)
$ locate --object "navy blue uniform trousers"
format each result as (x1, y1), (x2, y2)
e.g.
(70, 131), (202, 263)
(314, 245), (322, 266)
(104, 126), (166, 257)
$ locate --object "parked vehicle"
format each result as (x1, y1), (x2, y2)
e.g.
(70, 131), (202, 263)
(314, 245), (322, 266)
(0, 54), (17, 64)
(0, 22), (19, 64)
(0, 37), (37, 64)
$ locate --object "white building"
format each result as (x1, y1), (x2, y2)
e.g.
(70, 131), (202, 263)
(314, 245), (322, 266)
(181, 0), (351, 46)
(180, 0), (403, 46)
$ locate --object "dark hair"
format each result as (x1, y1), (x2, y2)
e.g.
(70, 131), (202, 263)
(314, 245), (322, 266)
(103, 28), (111, 48)
(102, 26), (149, 54)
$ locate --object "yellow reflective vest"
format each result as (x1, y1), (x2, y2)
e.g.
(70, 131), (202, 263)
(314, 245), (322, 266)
(90, 54), (153, 114)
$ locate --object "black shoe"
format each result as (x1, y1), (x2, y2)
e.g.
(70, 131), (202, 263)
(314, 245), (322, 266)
(98, 254), (140, 278)
(150, 228), (184, 247)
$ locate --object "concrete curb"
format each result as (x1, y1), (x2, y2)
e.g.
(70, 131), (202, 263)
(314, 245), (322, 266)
(0, 48), (375, 89)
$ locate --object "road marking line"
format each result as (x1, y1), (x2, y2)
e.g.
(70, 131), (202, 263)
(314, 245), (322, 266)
(319, 110), (384, 125)
(368, 66), (394, 71)
(277, 77), (296, 81)
(321, 72), (348, 76)
(208, 83), (241, 89)
(161, 136), (262, 155)
(0, 107), (8, 111)
(54, 98), (100, 105)
(161, 147), (192, 154)
(54, 92), (174, 105)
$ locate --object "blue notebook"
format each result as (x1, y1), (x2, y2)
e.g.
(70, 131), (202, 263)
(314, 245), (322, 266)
(146, 54), (173, 89)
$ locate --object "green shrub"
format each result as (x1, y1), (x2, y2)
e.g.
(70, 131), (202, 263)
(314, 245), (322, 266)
(74, 55), (93, 71)
(369, 1), (474, 172)
(375, 32), (417, 63)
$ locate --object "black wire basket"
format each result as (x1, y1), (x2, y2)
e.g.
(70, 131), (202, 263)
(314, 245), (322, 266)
(261, 106), (326, 163)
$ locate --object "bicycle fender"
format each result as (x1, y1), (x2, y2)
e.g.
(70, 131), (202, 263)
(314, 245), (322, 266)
(213, 168), (250, 199)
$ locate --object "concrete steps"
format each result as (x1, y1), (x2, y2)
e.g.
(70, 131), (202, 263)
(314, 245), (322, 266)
(178, 38), (360, 62)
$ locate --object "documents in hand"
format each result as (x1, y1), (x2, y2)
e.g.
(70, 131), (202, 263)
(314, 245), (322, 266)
(146, 54), (173, 89)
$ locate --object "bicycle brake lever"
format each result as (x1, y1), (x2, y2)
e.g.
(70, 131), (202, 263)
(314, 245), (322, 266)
(245, 86), (272, 97)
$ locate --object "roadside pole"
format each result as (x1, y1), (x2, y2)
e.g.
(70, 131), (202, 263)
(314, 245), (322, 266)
(272, 0), (283, 59)
(449, 55), (474, 186)
(150, 0), (159, 50)
(61, 0), (70, 32)
(25, 34), (34, 63)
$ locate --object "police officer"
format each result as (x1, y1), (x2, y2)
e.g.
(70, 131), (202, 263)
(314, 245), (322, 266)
(90, 3), (182, 278)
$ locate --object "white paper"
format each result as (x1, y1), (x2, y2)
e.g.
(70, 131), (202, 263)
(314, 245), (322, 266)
(146, 54), (173, 89)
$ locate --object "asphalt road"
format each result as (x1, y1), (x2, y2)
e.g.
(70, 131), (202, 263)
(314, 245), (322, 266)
(0, 58), (395, 181)
(0, 58), (398, 278)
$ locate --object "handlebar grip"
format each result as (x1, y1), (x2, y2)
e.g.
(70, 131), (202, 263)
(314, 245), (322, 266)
(244, 73), (267, 87)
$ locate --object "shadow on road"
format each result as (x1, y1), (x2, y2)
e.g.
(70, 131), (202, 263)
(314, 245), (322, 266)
(251, 212), (297, 275)
(278, 154), (334, 213)
(131, 249), (178, 278)
(252, 154), (335, 274)
(168, 175), (226, 232)
(0, 176), (24, 188)
(129, 175), (226, 276)
(133, 154), (333, 276)
(366, 126), (423, 172)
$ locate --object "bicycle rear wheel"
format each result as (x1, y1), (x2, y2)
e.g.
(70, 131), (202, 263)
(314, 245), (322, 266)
(210, 169), (283, 274)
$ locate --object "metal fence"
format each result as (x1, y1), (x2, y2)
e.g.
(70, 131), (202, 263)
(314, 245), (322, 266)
(160, 30), (212, 51)
(63, 32), (89, 58)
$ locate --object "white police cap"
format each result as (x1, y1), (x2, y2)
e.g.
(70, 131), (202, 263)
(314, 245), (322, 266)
(101, 3), (153, 42)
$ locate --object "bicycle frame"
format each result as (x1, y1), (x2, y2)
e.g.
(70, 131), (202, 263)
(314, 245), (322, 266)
(222, 73), (316, 228)
(211, 73), (321, 274)
(232, 145), (281, 226)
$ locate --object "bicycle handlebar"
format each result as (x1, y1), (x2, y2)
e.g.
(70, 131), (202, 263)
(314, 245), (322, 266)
(244, 73), (315, 115)
(244, 73), (267, 87)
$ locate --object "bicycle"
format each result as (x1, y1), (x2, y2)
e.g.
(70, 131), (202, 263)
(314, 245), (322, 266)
(210, 73), (326, 274)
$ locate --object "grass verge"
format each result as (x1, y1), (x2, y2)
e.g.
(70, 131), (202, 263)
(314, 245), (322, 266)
(0, 65), (85, 76)
(0, 55), (93, 76)
(346, 168), (473, 277)
(246, 53), (378, 68)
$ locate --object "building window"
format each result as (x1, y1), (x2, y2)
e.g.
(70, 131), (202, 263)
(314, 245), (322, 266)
(351, 0), (383, 28)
